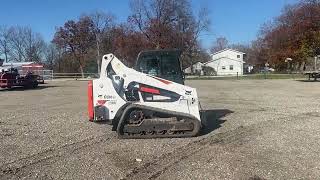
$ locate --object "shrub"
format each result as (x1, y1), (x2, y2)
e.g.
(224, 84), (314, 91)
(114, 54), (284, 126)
(203, 66), (217, 76)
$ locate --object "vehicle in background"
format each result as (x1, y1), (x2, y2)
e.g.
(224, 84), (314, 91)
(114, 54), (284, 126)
(0, 59), (45, 84)
(260, 67), (275, 73)
(20, 63), (45, 84)
(0, 67), (39, 89)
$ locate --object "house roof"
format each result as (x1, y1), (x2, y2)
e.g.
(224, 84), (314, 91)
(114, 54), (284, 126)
(205, 56), (245, 65)
(211, 48), (246, 56)
(183, 61), (204, 71)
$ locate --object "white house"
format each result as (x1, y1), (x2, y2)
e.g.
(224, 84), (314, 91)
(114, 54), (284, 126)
(205, 49), (245, 76)
(184, 62), (204, 75)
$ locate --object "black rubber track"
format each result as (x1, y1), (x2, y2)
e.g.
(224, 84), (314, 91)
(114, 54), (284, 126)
(116, 104), (201, 139)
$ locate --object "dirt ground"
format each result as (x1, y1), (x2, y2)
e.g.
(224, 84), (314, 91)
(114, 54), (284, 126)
(1, 79), (320, 180)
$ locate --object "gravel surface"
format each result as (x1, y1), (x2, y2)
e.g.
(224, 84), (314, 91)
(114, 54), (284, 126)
(1, 79), (320, 179)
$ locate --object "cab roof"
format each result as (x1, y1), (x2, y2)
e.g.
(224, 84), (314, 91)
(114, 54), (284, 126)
(137, 49), (182, 59)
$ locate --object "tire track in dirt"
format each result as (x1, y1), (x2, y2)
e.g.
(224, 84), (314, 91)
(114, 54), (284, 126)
(123, 125), (256, 180)
(124, 111), (318, 180)
(0, 134), (115, 179)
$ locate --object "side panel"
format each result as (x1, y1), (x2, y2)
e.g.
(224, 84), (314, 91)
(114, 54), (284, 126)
(92, 78), (126, 121)
(135, 87), (201, 121)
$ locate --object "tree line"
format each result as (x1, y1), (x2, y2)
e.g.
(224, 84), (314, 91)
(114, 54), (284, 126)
(0, 0), (319, 75)
(251, 0), (320, 71)
(0, 26), (46, 63)
(51, 0), (211, 77)
(209, 0), (320, 71)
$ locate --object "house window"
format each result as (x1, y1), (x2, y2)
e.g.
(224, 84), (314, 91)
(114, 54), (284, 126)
(237, 55), (240, 58)
(222, 66), (226, 70)
(230, 65), (233, 70)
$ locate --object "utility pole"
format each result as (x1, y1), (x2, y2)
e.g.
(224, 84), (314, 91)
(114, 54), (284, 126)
(264, 62), (269, 79)
(314, 56), (320, 71)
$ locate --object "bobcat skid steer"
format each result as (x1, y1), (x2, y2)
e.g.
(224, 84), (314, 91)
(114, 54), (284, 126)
(88, 53), (201, 138)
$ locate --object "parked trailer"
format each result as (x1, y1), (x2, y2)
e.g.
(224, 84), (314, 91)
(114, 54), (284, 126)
(0, 68), (39, 89)
(304, 71), (320, 81)
(21, 64), (45, 84)
(304, 55), (320, 81)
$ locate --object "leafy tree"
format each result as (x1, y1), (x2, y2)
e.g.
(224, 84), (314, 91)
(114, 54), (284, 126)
(53, 16), (95, 77)
(112, 24), (150, 66)
(253, 0), (320, 70)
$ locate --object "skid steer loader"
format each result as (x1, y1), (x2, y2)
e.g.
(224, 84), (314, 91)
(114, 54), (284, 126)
(88, 51), (201, 138)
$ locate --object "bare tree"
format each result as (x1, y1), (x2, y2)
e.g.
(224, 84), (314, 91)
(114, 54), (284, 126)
(129, 0), (208, 48)
(8, 26), (27, 62)
(85, 11), (115, 73)
(44, 43), (61, 70)
(0, 26), (12, 62)
(8, 26), (45, 62)
(210, 37), (228, 53)
(183, 6), (210, 68)
(129, 0), (210, 66)
(25, 28), (46, 62)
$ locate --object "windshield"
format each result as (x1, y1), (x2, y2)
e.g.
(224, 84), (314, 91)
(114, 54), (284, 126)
(160, 54), (182, 76)
(136, 53), (183, 84)
(137, 55), (160, 76)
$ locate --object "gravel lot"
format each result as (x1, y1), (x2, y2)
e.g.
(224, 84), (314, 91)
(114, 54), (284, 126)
(1, 79), (320, 179)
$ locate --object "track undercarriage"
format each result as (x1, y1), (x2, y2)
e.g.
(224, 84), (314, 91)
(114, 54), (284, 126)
(117, 105), (201, 139)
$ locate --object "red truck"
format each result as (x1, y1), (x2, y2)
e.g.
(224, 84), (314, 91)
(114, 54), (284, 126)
(0, 67), (39, 89)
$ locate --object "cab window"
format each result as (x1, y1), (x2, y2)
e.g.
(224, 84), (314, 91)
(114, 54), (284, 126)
(161, 55), (181, 76)
(137, 56), (160, 76)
